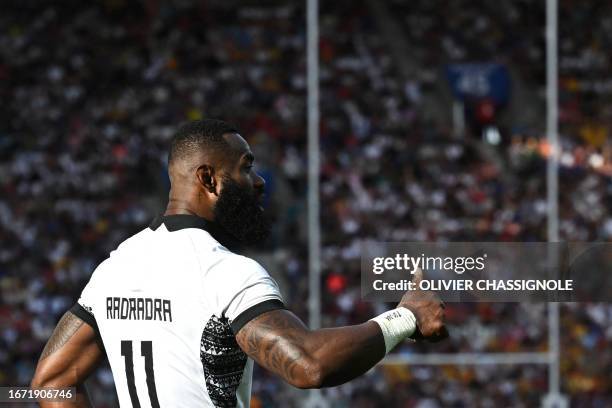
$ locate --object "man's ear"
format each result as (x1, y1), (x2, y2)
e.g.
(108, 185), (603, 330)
(196, 165), (218, 195)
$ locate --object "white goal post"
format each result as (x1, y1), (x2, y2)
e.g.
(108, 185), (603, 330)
(306, 0), (565, 405)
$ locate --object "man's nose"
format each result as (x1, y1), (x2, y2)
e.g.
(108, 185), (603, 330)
(254, 171), (265, 191)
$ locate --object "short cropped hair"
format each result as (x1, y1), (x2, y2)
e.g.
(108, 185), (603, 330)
(168, 119), (239, 165)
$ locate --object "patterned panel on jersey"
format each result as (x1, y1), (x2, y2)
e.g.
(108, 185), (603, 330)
(200, 315), (247, 408)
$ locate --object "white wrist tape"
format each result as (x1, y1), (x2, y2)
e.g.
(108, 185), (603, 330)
(370, 307), (417, 353)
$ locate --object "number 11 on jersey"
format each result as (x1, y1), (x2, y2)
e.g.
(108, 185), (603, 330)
(121, 340), (160, 408)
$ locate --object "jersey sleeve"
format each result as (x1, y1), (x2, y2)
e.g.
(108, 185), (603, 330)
(210, 255), (285, 334)
(74, 271), (98, 317)
(69, 263), (105, 350)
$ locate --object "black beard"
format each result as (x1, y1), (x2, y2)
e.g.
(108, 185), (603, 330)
(213, 177), (270, 246)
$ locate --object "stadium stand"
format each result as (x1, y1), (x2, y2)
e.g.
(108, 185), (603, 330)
(1, 0), (610, 406)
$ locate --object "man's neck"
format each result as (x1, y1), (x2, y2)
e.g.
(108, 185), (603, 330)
(164, 198), (214, 221)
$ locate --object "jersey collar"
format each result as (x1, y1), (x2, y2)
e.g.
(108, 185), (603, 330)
(149, 214), (241, 252)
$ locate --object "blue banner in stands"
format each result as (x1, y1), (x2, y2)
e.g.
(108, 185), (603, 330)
(446, 63), (510, 105)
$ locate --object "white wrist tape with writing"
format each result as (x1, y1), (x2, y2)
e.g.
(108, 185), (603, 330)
(370, 307), (417, 353)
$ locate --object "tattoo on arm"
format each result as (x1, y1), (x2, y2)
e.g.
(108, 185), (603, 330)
(236, 309), (387, 388)
(236, 310), (310, 384)
(40, 312), (84, 360)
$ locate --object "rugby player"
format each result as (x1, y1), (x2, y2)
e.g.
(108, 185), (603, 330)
(31, 119), (447, 407)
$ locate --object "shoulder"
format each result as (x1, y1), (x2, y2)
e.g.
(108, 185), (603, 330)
(87, 227), (153, 281)
(214, 252), (269, 277)
(112, 227), (154, 254)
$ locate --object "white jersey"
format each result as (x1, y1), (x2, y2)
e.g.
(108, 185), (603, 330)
(71, 215), (285, 408)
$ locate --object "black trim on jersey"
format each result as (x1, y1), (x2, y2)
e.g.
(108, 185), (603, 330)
(149, 214), (241, 252)
(70, 303), (106, 353)
(230, 299), (286, 334)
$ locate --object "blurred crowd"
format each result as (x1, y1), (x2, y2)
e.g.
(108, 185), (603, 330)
(1, 0), (610, 407)
(388, 0), (545, 82)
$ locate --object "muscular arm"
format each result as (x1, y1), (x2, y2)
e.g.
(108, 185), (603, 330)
(236, 270), (447, 389)
(236, 309), (385, 389)
(31, 311), (103, 407)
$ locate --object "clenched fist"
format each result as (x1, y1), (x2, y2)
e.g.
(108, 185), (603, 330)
(398, 268), (448, 342)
